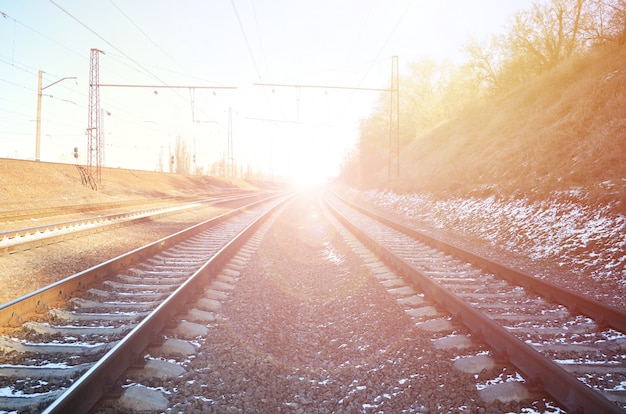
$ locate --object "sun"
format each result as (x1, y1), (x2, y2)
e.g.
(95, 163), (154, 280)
(291, 168), (332, 187)
(287, 157), (338, 187)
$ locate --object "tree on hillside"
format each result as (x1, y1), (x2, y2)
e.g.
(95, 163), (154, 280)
(172, 136), (191, 174)
(508, 0), (588, 72)
(157, 148), (165, 172)
(602, 0), (626, 42)
(462, 36), (508, 95)
(401, 58), (482, 135)
(402, 59), (450, 136)
(343, 57), (485, 187)
(340, 0), (626, 186)
(464, 0), (624, 96)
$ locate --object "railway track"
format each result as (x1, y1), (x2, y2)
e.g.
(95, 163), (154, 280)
(0, 193), (291, 413)
(326, 192), (626, 413)
(0, 189), (256, 226)
(0, 191), (271, 256)
(1, 189), (623, 412)
(0, 197), (183, 224)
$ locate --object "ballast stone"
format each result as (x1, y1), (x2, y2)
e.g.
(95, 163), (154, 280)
(221, 268), (240, 277)
(373, 270), (397, 280)
(404, 305), (439, 319)
(150, 338), (196, 357)
(205, 289), (228, 301)
(453, 354), (497, 374)
(173, 320), (209, 338)
(434, 334), (473, 350)
(388, 286), (416, 296)
(479, 382), (535, 404)
(380, 278), (405, 288)
(144, 359), (186, 379)
(211, 280), (235, 292)
(416, 318), (455, 333)
(217, 274), (237, 284)
(128, 359), (185, 381)
(186, 308), (219, 322)
(397, 294), (426, 307)
(197, 297), (222, 313)
(117, 385), (169, 412)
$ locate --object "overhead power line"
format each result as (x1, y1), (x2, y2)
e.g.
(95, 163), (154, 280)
(97, 84), (237, 89)
(245, 117), (301, 124)
(106, 0), (189, 76)
(230, 0), (261, 80)
(253, 82), (392, 92)
(255, 55), (400, 179)
(48, 0), (219, 125)
(48, 0), (169, 88)
(359, 0), (414, 85)
(0, 10), (84, 60)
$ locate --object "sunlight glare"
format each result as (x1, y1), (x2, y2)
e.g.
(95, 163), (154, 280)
(291, 167), (331, 187)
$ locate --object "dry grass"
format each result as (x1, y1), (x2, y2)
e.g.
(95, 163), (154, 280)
(383, 43), (626, 207)
(0, 158), (262, 210)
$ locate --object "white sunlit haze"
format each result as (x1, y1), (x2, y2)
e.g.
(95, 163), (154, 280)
(0, 0), (534, 184)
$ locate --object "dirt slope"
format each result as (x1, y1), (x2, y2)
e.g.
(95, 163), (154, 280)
(0, 158), (261, 210)
(389, 43), (626, 207)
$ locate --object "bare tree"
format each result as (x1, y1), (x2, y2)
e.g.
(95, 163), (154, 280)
(604, 0), (626, 42)
(508, 0), (597, 72)
(464, 35), (508, 94)
(462, 0), (621, 97)
(401, 59), (479, 136)
(174, 136), (191, 174)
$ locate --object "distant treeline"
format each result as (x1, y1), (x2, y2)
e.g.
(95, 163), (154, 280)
(340, 0), (626, 186)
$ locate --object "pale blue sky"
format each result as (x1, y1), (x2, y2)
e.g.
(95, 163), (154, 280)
(1, 0), (533, 182)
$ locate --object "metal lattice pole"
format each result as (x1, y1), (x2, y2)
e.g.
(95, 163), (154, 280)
(227, 107), (234, 179)
(88, 48), (104, 188)
(389, 55), (400, 179)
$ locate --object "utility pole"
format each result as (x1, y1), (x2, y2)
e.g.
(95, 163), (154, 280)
(227, 107), (233, 179)
(87, 48), (104, 187)
(389, 55), (400, 179)
(35, 71), (43, 162)
(35, 70), (76, 161)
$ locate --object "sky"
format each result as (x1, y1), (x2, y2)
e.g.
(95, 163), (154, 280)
(0, 0), (535, 184)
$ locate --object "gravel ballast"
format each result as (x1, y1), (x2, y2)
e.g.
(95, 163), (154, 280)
(124, 193), (552, 413)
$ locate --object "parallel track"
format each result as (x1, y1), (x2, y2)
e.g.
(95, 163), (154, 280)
(0, 191), (272, 256)
(0, 193), (291, 413)
(0, 190), (256, 224)
(326, 192), (626, 413)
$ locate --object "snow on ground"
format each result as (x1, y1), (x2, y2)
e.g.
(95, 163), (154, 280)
(357, 189), (626, 303)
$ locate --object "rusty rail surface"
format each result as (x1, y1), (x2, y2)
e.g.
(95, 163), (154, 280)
(41, 193), (292, 414)
(326, 192), (625, 414)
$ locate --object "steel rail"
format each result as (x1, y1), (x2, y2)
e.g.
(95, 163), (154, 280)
(0, 190), (257, 222)
(325, 193), (625, 414)
(0, 191), (275, 256)
(335, 193), (626, 333)
(41, 193), (292, 414)
(0, 196), (188, 221)
(0, 204), (194, 256)
(0, 193), (284, 327)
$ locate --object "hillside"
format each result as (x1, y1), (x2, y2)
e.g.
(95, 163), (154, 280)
(0, 158), (267, 210)
(349, 43), (626, 309)
(386, 43), (625, 207)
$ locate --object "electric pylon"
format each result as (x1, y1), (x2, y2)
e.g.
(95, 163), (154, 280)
(88, 48), (104, 188)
